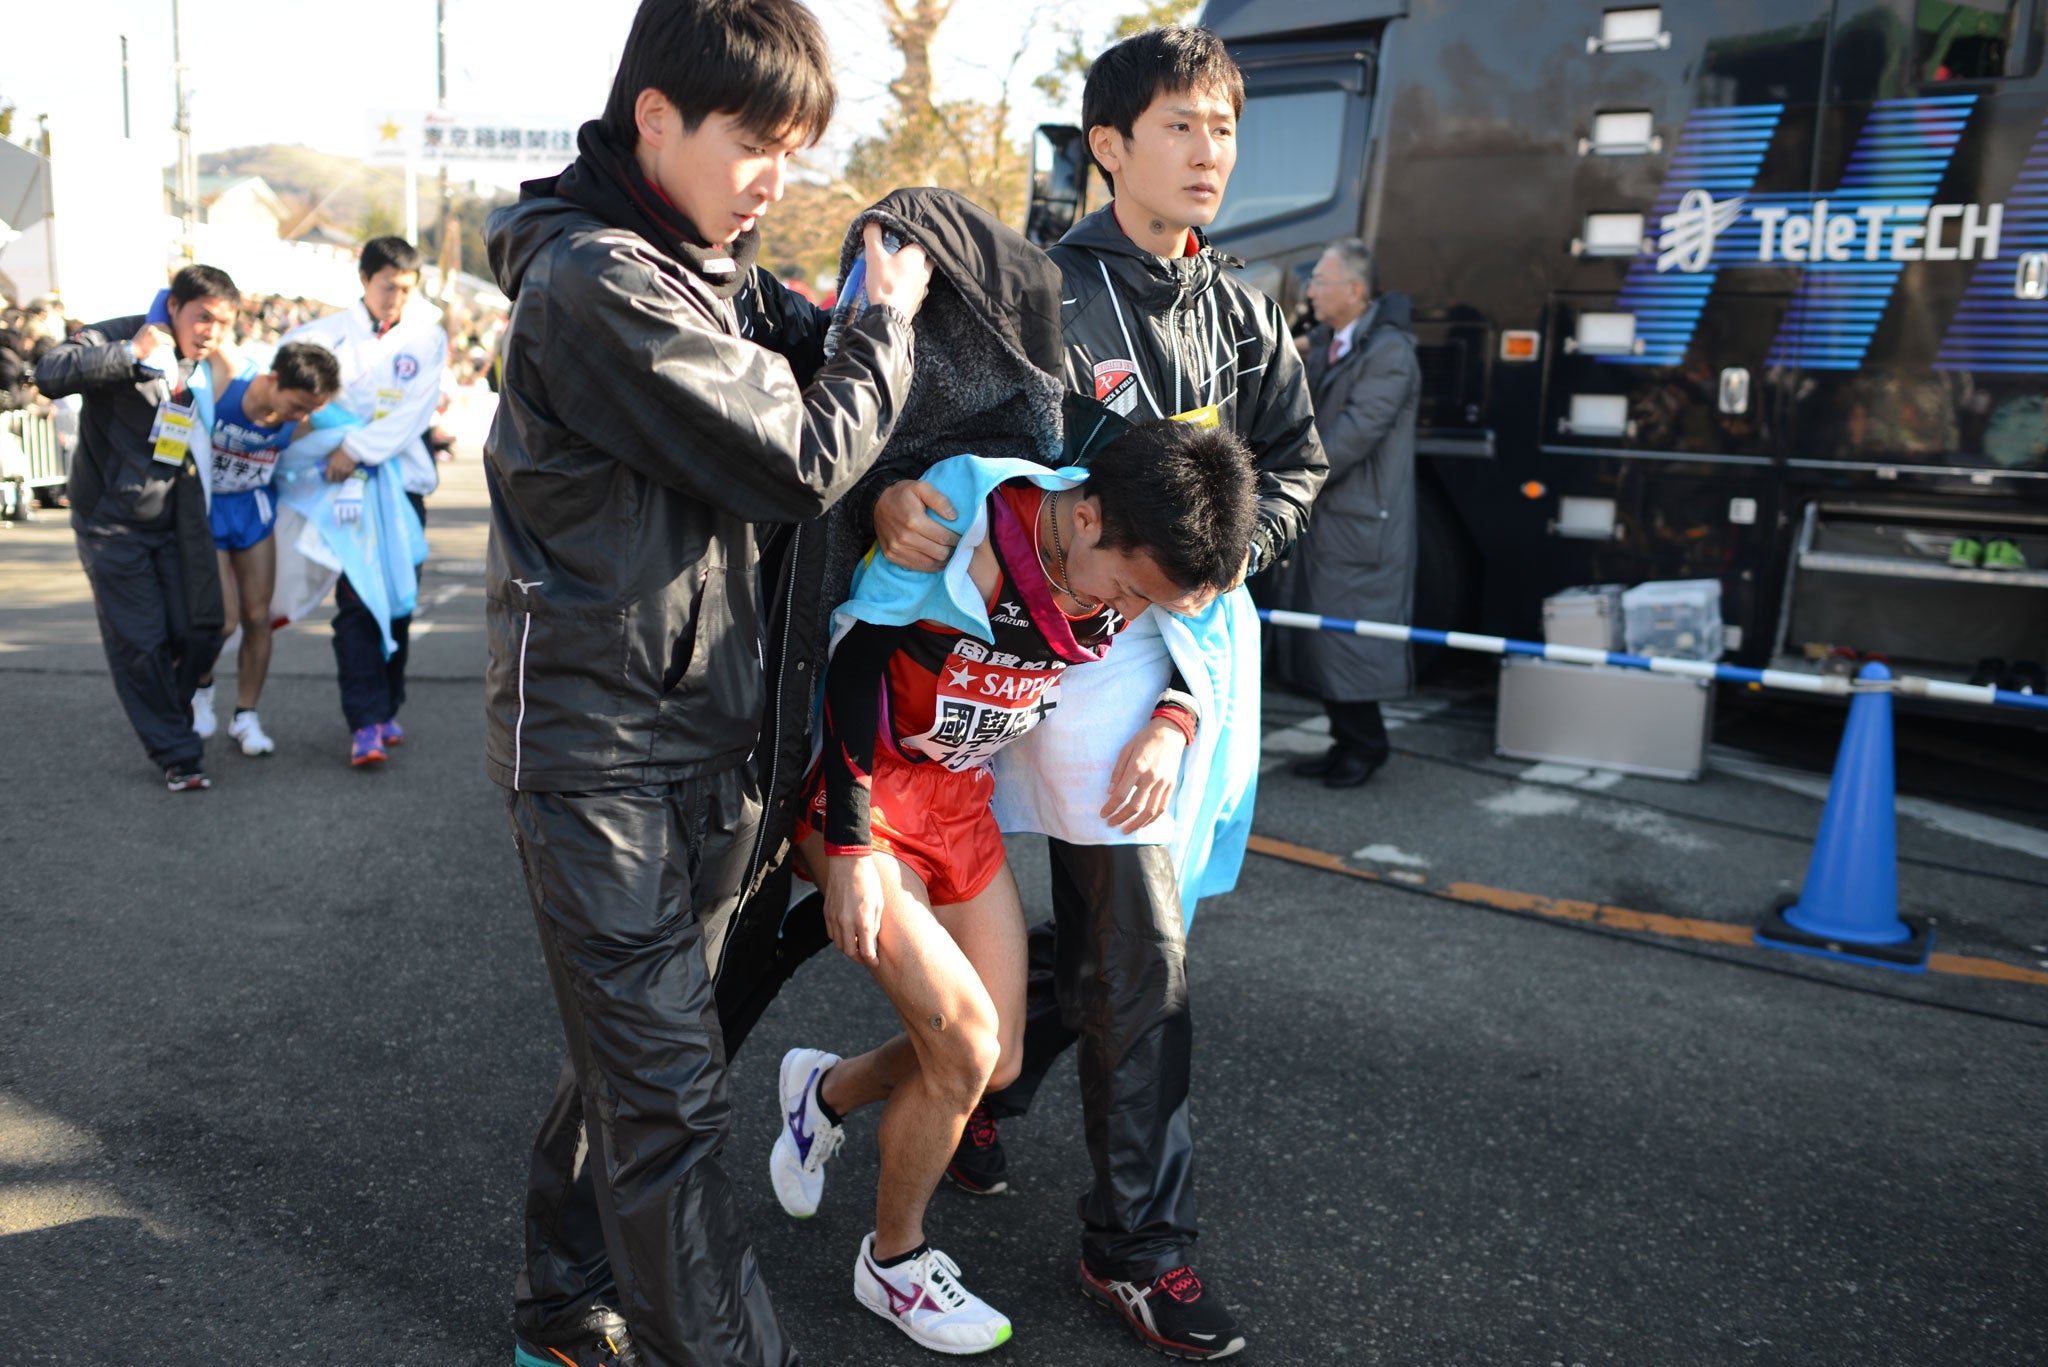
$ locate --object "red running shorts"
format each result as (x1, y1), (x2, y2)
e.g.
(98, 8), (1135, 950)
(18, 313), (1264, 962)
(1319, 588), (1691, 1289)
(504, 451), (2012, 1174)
(796, 749), (1007, 907)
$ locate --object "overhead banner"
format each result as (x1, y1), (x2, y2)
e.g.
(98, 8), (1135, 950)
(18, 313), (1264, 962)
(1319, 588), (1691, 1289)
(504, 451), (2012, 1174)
(367, 110), (578, 168)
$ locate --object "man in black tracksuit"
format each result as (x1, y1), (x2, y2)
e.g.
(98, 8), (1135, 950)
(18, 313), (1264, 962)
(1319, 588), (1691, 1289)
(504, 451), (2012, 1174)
(36, 265), (237, 791)
(872, 26), (1324, 1362)
(480, 4), (930, 1365)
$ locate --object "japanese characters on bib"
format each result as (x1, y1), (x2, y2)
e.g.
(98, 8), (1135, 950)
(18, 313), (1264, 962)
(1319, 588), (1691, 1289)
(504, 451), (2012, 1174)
(902, 613), (1081, 773)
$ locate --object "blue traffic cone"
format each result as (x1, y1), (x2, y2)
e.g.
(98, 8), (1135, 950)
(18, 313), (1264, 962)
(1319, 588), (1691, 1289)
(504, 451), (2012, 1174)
(1756, 661), (1931, 971)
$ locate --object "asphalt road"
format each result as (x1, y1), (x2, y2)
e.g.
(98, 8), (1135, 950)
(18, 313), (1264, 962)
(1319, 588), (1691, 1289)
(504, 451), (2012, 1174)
(2, 451), (2044, 1366)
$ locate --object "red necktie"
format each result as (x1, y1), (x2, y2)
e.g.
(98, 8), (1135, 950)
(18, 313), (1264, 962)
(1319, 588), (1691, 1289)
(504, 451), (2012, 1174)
(1327, 336), (1344, 365)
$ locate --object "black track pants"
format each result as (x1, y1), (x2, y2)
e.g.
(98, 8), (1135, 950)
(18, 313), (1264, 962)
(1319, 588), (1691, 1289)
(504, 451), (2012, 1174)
(76, 521), (219, 769)
(331, 494), (426, 732)
(985, 840), (1198, 1281)
(505, 772), (795, 1367)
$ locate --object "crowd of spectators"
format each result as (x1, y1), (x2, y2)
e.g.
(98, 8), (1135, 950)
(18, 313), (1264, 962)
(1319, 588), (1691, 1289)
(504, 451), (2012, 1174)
(0, 281), (507, 510)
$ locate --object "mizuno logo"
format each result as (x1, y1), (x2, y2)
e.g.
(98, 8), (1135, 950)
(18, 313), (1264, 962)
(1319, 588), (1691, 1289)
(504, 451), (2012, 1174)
(511, 578), (544, 591)
(786, 1071), (816, 1162)
(870, 1259), (939, 1316)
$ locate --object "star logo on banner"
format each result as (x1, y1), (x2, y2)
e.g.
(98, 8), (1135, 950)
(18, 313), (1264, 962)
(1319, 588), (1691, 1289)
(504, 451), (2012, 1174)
(377, 118), (403, 143)
(948, 665), (977, 689)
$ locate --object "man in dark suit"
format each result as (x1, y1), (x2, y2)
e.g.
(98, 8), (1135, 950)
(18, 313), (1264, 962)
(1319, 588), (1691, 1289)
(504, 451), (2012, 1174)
(1275, 239), (1420, 787)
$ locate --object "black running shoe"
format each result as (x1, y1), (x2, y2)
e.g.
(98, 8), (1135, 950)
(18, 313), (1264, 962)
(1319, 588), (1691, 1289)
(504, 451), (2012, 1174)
(1081, 1261), (1245, 1360)
(513, 1305), (640, 1367)
(945, 1102), (1009, 1195)
(164, 762), (210, 793)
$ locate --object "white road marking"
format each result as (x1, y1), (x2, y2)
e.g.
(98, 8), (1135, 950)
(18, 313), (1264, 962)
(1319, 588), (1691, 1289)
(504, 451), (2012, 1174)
(1351, 843), (1431, 868)
(1713, 751), (2048, 863)
(1519, 762), (1624, 791)
(424, 584), (466, 607)
(1482, 787), (1582, 817)
(1481, 784), (1712, 850)
(1256, 699), (1451, 772)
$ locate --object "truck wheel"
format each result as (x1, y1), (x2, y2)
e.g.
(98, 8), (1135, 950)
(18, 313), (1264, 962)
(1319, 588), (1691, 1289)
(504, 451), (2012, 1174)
(1411, 479), (1479, 678)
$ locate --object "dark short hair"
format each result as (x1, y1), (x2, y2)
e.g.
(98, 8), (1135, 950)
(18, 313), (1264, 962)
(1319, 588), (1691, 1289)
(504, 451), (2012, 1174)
(1082, 26), (1245, 189)
(601, 0), (835, 149)
(169, 264), (239, 309)
(1083, 421), (1258, 593)
(271, 341), (342, 399)
(360, 236), (422, 279)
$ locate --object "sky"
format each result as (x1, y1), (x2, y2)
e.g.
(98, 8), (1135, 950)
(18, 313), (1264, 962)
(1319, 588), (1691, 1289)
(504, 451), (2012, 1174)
(3, 0), (1132, 191)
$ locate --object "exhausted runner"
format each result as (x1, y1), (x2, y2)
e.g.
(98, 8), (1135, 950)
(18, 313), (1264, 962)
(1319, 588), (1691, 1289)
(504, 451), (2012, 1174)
(195, 342), (341, 755)
(769, 421), (1256, 1355)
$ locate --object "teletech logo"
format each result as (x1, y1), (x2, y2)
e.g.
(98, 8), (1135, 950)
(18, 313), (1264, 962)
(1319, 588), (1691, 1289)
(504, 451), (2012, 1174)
(1610, 96), (2048, 372)
(1659, 191), (2004, 269)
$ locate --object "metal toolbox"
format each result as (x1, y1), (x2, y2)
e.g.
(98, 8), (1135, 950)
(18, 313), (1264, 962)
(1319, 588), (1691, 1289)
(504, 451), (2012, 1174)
(1495, 656), (1714, 781)
(1542, 584), (1627, 652)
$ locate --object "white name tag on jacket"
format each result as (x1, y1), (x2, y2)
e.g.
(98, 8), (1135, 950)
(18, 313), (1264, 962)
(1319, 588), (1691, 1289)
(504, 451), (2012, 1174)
(149, 398), (198, 466)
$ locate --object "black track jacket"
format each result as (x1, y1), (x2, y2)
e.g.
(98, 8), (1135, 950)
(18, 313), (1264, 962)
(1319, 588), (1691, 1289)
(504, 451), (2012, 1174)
(1049, 205), (1326, 567)
(481, 194), (913, 793)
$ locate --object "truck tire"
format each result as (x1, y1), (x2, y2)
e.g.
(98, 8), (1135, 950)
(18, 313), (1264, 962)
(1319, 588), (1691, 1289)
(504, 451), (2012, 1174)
(1411, 478), (1479, 678)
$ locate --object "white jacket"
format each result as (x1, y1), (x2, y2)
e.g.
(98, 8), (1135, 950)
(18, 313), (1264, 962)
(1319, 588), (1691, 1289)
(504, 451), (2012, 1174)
(283, 300), (449, 496)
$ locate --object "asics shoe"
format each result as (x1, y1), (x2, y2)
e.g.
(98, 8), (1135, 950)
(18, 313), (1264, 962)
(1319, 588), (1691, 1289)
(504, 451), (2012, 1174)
(853, 1233), (1013, 1355)
(769, 1047), (844, 1218)
(1080, 1261), (1244, 1360)
(380, 718), (406, 746)
(351, 726), (388, 767)
(190, 684), (218, 739)
(945, 1103), (1009, 1195)
(164, 762), (211, 793)
(1983, 538), (2028, 572)
(513, 1303), (640, 1367)
(228, 710), (275, 756)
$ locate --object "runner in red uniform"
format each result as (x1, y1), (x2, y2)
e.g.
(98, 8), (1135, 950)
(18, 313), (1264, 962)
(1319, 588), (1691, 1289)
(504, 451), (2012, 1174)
(768, 421), (1258, 1355)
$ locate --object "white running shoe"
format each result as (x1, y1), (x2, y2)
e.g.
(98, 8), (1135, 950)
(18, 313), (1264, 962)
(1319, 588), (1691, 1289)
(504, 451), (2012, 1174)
(769, 1047), (844, 1218)
(853, 1233), (1014, 1355)
(191, 685), (217, 739)
(228, 710), (275, 756)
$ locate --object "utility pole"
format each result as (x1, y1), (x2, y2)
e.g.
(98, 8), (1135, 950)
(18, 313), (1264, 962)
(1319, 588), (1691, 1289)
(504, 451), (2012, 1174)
(436, 0), (456, 297)
(120, 36), (131, 139)
(171, 0), (198, 262)
(37, 115), (57, 296)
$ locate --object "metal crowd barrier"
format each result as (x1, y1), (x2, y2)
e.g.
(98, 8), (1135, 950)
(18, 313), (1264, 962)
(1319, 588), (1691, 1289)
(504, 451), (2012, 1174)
(2, 410), (67, 485)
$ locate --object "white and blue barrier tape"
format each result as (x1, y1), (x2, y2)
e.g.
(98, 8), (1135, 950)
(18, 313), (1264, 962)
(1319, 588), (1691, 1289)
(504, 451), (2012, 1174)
(1258, 609), (2048, 714)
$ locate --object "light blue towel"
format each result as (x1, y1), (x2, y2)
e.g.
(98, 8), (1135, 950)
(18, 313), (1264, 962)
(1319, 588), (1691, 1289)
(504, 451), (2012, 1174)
(833, 453), (1258, 927)
(270, 407), (428, 657)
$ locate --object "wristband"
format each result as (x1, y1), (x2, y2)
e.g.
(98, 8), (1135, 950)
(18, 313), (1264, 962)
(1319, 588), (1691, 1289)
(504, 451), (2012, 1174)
(1150, 705), (1197, 746)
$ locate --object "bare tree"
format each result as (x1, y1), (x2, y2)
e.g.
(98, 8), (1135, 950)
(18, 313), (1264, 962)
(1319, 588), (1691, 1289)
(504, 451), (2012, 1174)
(879, 0), (956, 119)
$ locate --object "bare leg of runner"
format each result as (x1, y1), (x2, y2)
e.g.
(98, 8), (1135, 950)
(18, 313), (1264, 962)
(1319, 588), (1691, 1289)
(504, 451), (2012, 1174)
(793, 832), (1026, 1258)
(229, 536), (277, 710)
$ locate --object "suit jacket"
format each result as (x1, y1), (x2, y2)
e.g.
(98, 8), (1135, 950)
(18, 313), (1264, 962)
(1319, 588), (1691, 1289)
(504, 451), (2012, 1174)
(1275, 294), (1421, 702)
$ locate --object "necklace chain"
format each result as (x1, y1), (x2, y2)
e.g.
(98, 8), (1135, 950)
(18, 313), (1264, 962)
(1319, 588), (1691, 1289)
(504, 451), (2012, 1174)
(1040, 490), (1100, 610)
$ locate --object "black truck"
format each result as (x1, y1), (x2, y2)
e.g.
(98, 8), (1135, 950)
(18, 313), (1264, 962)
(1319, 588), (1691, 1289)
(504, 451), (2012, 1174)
(1028, 0), (2048, 692)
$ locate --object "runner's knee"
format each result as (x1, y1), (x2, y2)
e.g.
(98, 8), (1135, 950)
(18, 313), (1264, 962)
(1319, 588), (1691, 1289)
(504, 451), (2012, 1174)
(986, 1046), (1022, 1094)
(922, 1013), (1001, 1109)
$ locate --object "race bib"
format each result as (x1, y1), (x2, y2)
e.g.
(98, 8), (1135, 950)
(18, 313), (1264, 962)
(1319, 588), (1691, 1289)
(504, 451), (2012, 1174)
(902, 638), (1065, 773)
(372, 385), (405, 421)
(150, 399), (198, 466)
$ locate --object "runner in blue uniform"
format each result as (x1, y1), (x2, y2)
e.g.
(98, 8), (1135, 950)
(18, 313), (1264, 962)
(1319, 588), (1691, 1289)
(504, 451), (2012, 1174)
(195, 341), (340, 754)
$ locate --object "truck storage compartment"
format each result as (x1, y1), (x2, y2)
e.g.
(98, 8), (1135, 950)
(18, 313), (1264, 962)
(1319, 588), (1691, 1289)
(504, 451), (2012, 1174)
(1774, 501), (2048, 682)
